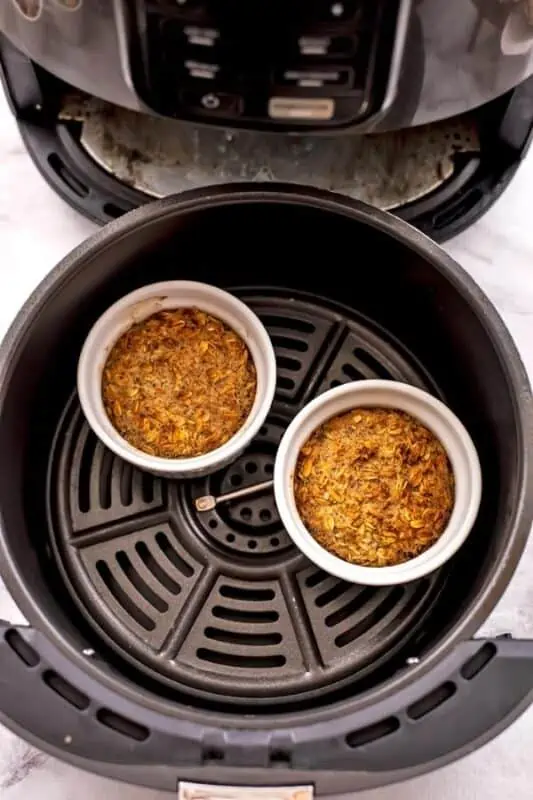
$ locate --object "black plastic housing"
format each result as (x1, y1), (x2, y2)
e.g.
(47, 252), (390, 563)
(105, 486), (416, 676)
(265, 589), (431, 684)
(1, 624), (533, 793)
(0, 185), (532, 793)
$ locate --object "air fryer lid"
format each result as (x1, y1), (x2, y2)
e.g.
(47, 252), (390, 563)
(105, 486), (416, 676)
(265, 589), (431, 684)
(0, 185), (533, 792)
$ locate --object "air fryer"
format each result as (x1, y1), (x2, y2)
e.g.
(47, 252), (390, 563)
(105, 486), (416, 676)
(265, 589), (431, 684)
(2, 2), (533, 794)
(0, 185), (532, 795)
(2, 1), (533, 236)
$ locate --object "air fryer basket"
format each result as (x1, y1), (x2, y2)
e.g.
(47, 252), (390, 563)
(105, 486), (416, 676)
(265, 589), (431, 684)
(0, 185), (533, 794)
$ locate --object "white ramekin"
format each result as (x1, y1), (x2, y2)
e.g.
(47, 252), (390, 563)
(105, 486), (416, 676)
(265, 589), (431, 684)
(77, 281), (277, 478)
(274, 380), (482, 585)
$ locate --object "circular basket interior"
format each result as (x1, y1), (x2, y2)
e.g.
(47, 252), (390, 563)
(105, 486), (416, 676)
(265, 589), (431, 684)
(1, 196), (526, 718)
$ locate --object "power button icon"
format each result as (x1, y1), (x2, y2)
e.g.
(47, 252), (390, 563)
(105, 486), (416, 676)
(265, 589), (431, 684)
(201, 93), (221, 110)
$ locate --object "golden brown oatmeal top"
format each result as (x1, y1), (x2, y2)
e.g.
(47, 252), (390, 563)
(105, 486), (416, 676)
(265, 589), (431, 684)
(294, 407), (455, 567)
(102, 307), (257, 458)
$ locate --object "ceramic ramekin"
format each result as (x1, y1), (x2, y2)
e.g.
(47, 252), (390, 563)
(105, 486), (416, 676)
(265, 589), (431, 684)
(274, 380), (482, 585)
(77, 280), (277, 478)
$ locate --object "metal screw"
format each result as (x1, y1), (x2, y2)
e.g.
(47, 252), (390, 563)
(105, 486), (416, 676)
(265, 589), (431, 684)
(82, 648), (95, 657)
(201, 93), (221, 110)
(406, 656), (420, 665)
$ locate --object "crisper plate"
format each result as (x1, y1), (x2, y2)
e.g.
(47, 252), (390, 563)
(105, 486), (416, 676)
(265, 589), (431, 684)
(47, 292), (446, 711)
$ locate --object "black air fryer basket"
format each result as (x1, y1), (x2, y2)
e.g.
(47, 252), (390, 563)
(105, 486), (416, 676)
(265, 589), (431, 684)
(0, 185), (533, 794)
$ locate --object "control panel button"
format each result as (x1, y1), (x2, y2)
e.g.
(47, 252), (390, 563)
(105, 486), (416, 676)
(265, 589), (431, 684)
(200, 92), (220, 109)
(298, 36), (329, 56)
(184, 25), (219, 46)
(184, 59), (220, 79)
(181, 89), (242, 115)
(268, 97), (335, 120)
(276, 67), (352, 88)
(298, 35), (355, 57)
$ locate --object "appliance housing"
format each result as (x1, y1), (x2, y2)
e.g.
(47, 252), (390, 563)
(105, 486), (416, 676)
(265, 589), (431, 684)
(2, 1), (533, 236)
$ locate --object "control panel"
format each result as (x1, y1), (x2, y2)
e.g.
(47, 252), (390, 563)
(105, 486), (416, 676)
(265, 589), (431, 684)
(136, 0), (405, 131)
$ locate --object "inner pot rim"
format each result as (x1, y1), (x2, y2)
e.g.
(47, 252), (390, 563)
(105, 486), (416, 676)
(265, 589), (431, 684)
(0, 182), (532, 731)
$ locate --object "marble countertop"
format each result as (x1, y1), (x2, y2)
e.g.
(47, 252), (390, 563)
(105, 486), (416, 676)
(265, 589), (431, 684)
(2, 88), (533, 799)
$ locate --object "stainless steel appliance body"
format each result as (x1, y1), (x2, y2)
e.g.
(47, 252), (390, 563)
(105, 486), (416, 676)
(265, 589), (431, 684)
(2, 0), (533, 133)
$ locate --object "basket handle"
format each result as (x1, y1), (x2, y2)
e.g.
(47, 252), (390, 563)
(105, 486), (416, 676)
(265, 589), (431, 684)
(0, 623), (532, 792)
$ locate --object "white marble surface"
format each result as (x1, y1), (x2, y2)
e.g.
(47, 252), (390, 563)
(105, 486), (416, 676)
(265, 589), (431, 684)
(2, 87), (533, 799)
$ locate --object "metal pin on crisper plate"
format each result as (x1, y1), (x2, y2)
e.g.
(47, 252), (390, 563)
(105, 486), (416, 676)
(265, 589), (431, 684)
(195, 480), (274, 512)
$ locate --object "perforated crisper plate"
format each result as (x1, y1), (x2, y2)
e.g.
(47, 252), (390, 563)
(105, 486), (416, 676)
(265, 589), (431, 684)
(48, 292), (446, 710)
